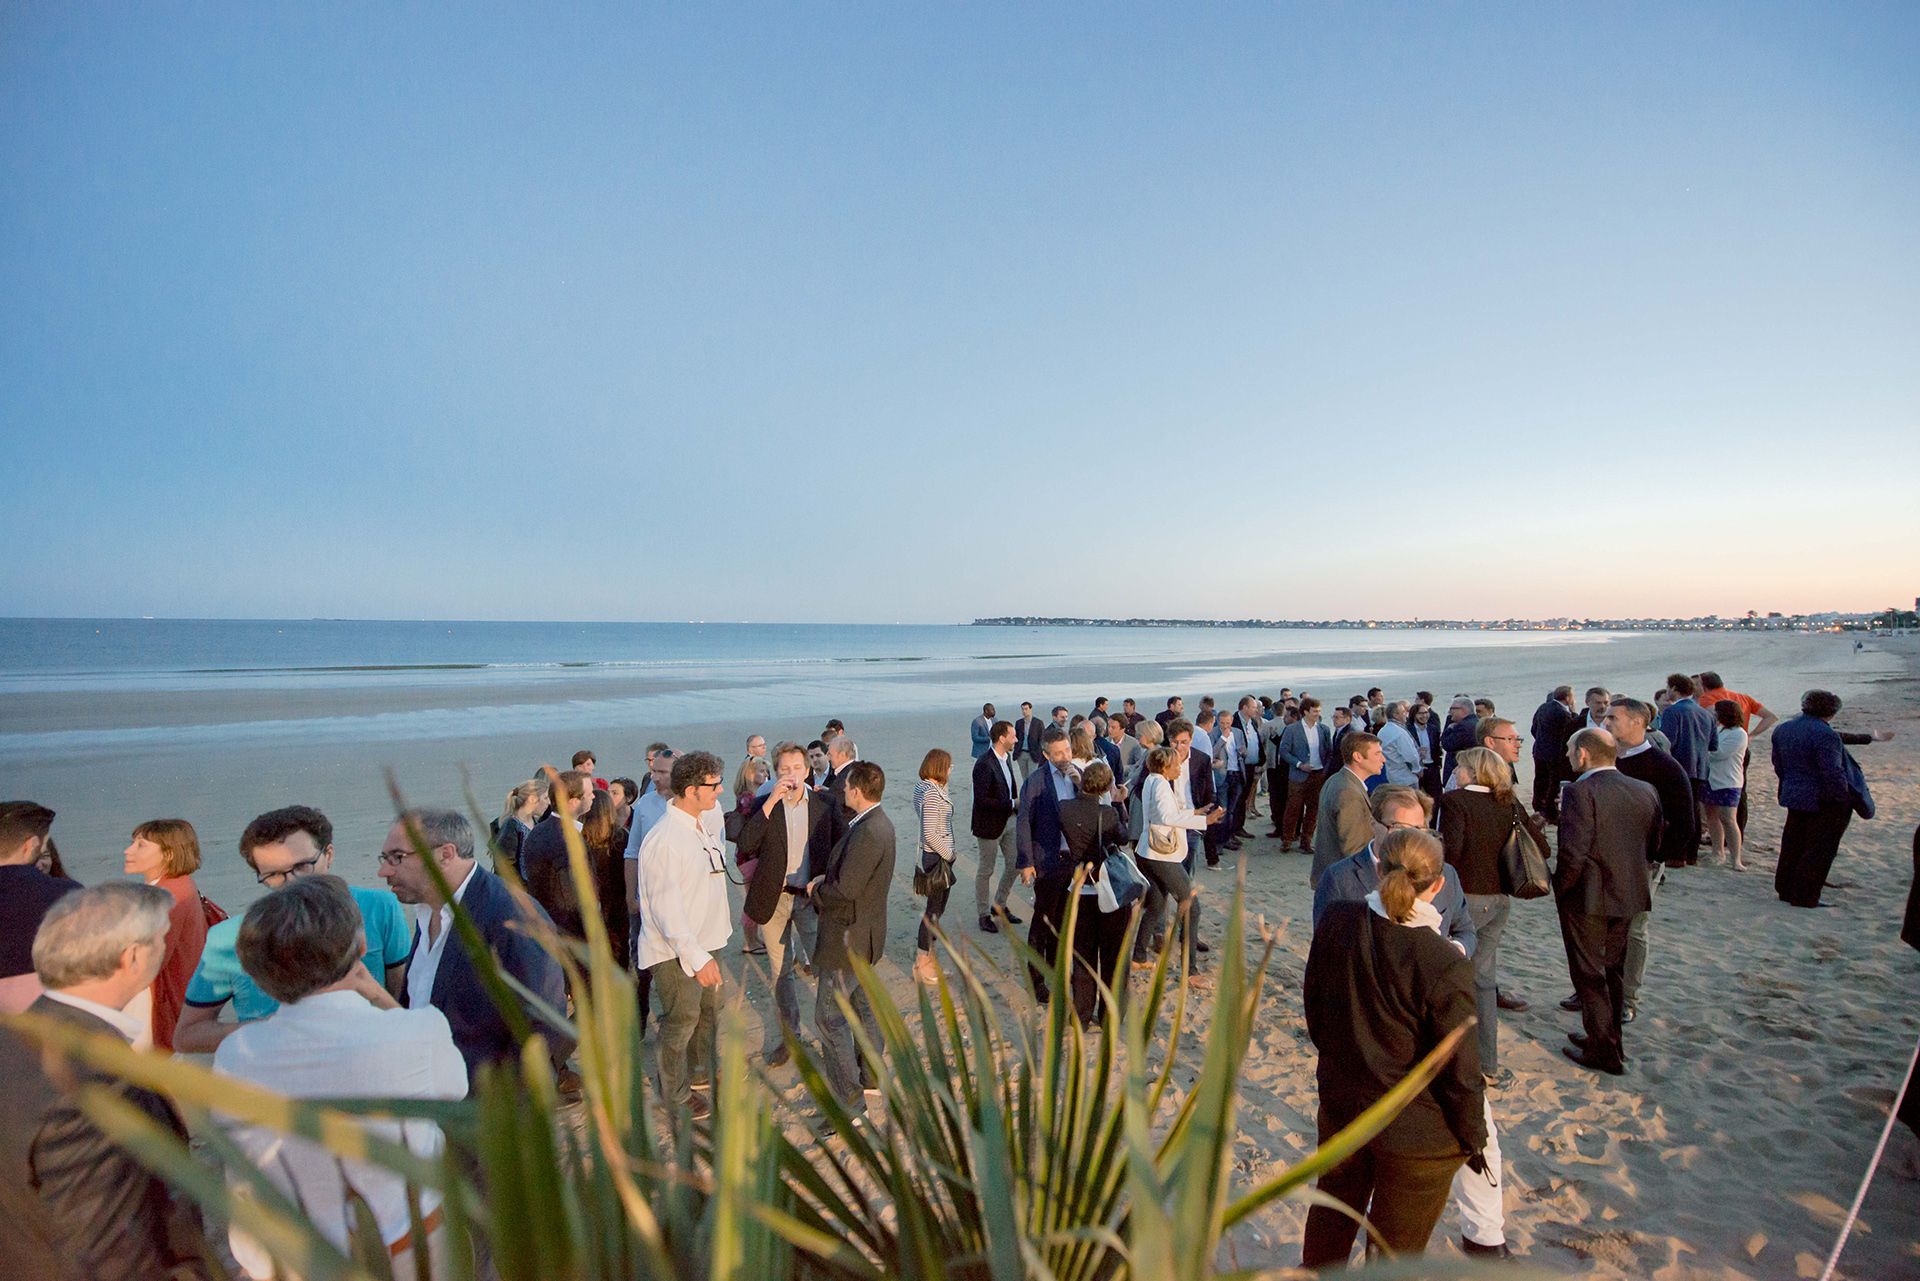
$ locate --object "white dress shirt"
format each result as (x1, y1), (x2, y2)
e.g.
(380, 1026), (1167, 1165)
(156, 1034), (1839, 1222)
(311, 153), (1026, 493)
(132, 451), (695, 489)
(994, 748), (1015, 797)
(781, 795), (810, 881)
(214, 990), (466, 1278)
(1304, 722), (1323, 769)
(405, 863), (476, 1012)
(633, 804), (733, 976)
(44, 989), (146, 1041)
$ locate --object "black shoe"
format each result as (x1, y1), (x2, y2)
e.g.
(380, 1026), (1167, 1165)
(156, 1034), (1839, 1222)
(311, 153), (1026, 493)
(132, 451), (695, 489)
(1195, 940), (1212, 954)
(1483, 1067), (1515, 1090)
(765, 1044), (791, 1068)
(1461, 1237), (1512, 1259)
(1001, 910), (1024, 925)
(1224, 839), (1243, 851)
(1558, 994), (1581, 1012)
(979, 915), (1000, 934)
(1567, 1030), (1590, 1050)
(1496, 990), (1530, 1012)
(1561, 1045), (1625, 1076)
(1267, 830), (1286, 839)
(1205, 858), (1221, 869)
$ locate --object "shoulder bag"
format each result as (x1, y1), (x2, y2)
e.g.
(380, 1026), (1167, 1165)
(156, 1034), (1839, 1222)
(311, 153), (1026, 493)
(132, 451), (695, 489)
(1497, 802), (1551, 899)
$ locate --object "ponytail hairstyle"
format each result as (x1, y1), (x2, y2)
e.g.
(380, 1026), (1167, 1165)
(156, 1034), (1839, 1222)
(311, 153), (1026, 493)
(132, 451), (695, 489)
(1375, 828), (1445, 924)
(501, 780), (543, 826)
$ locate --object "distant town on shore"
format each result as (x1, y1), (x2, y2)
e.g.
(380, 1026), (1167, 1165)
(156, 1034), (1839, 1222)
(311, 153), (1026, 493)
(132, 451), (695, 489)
(973, 606), (1920, 634)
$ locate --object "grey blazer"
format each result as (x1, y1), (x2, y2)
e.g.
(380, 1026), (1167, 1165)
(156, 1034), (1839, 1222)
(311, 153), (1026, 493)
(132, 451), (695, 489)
(1279, 720), (1335, 782)
(812, 808), (897, 971)
(1311, 767), (1375, 886)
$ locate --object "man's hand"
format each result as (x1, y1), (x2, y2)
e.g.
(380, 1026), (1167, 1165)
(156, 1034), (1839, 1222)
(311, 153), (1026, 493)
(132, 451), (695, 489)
(694, 958), (722, 988)
(806, 874), (824, 896)
(1873, 729), (1896, 742)
(1021, 867), (1036, 885)
(348, 960), (400, 1009)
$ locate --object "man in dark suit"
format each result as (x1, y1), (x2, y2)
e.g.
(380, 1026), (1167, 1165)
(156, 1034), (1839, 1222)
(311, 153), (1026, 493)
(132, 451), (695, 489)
(1530, 686), (1576, 822)
(737, 743), (844, 1066)
(1017, 726), (1080, 999)
(808, 761), (896, 1122)
(0, 883), (216, 1281)
(519, 768), (595, 940)
(1554, 729), (1661, 1075)
(1155, 695), (1185, 733)
(821, 736), (858, 822)
(1013, 702), (1043, 783)
(1178, 719), (1226, 867)
(1440, 696), (1480, 783)
(971, 720), (1024, 932)
(381, 808), (573, 1089)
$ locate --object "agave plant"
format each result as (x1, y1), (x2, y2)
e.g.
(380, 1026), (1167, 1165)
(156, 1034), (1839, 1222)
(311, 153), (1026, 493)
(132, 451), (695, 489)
(1, 778), (1481, 1281)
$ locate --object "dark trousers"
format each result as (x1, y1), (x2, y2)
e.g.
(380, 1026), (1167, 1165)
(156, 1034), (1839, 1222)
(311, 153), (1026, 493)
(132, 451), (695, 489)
(1135, 856), (1199, 967)
(1777, 803), (1853, 906)
(815, 966), (879, 1113)
(1558, 907), (1630, 1069)
(1266, 767), (1289, 833)
(1419, 760), (1443, 800)
(1736, 747), (1752, 832)
(1027, 875), (1072, 1002)
(918, 862), (952, 951)
(1234, 764), (1257, 830)
(1212, 772), (1242, 862)
(1069, 895), (1129, 1025)
(1300, 1129), (1465, 1267)
(1282, 769), (1327, 845)
(1531, 755), (1564, 820)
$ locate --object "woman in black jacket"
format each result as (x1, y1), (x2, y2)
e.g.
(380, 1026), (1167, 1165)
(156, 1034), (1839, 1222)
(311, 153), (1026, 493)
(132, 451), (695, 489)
(1438, 746), (1549, 1088)
(1302, 827), (1486, 1268)
(1058, 760), (1128, 1027)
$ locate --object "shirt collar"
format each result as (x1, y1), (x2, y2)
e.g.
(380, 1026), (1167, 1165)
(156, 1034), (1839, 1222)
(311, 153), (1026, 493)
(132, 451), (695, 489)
(1578, 765), (1617, 780)
(44, 990), (146, 1041)
(1618, 741), (1652, 759)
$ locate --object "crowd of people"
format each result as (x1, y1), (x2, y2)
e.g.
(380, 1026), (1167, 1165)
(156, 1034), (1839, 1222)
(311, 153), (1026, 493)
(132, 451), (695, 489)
(0, 670), (1904, 1275)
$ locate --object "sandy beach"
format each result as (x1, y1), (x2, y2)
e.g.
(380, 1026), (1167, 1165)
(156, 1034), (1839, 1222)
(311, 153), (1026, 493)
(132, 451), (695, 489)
(7, 628), (1916, 1275)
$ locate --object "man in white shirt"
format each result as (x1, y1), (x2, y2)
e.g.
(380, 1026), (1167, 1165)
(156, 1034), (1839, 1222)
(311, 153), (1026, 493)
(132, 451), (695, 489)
(216, 876), (465, 1281)
(1377, 701), (1424, 788)
(634, 750), (733, 1123)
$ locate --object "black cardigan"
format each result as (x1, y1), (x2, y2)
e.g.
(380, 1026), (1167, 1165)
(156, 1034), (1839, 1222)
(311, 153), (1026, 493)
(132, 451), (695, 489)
(1437, 787), (1548, 896)
(1303, 901), (1487, 1158)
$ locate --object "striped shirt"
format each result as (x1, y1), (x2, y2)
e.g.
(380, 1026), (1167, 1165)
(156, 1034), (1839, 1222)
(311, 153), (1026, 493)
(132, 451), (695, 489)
(915, 779), (954, 861)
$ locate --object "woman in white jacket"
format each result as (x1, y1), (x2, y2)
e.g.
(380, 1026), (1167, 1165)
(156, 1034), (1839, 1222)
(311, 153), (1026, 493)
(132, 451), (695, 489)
(1134, 745), (1220, 986)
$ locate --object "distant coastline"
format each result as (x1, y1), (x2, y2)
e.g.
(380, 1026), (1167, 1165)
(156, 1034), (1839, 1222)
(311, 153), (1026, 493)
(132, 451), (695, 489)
(972, 611), (1913, 634)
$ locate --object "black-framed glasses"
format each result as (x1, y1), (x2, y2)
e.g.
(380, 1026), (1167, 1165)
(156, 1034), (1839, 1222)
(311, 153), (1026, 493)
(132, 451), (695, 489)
(257, 855), (322, 886)
(704, 838), (744, 885)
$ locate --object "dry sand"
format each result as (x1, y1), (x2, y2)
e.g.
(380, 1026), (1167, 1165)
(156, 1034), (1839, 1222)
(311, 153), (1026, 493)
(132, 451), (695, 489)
(15, 630), (1917, 1275)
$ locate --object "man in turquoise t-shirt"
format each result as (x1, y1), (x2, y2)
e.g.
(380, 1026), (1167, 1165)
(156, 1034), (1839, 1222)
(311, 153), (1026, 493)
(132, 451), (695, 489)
(176, 805), (410, 1052)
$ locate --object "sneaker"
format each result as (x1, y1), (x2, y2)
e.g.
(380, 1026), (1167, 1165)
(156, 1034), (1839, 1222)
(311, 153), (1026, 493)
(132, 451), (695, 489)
(1622, 1004), (1638, 1024)
(1495, 990), (1530, 1012)
(1483, 1067), (1515, 1090)
(689, 1074), (712, 1092)
(978, 914), (1000, 934)
(1460, 1237), (1512, 1259)
(912, 953), (940, 986)
(687, 1093), (712, 1121)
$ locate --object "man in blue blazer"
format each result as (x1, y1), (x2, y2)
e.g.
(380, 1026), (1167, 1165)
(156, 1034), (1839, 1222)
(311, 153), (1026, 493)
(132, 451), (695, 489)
(1771, 689), (1889, 907)
(381, 808), (573, 1091)
(970, 703), (997, 760)
(1277, 699), (1335, 852)
(1311, 782), (1476, 953)
(1016, 726), (1079, 1001)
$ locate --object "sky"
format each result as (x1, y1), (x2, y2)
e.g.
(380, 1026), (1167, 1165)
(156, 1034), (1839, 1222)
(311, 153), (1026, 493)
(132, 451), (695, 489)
(3, 3), (1916, 624)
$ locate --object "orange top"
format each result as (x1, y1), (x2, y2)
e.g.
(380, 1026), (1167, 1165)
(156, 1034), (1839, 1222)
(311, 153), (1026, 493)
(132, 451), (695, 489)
(150, 875), (212, 1052)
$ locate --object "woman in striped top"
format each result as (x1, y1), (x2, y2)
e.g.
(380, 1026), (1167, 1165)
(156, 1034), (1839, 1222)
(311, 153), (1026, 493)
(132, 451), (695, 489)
(913, 749), (956, 985)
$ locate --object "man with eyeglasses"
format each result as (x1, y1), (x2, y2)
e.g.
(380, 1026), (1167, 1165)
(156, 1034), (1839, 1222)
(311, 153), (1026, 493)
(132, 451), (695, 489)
(1446, 718), (1523, 794)
(633, 751), (734, 1124)
(175, 805), (411, 1053)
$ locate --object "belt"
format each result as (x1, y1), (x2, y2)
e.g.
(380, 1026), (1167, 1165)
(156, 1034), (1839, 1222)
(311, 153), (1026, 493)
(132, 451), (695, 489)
(389, 1204), (445, 1258)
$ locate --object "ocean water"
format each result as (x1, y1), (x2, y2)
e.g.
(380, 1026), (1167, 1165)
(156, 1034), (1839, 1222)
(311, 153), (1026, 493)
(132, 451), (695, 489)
(0, 618), (1628, 762)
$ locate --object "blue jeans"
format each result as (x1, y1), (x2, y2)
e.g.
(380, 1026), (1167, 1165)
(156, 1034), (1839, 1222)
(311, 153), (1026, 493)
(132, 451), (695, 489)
(1464, 894), (1508, 1072)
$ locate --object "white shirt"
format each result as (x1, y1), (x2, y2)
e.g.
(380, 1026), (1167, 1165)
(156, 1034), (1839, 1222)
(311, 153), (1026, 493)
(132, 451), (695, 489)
(1618, 740), (1652, 760)
(404, 863), (476, 1012)
(1378, 721), (1423, 786)
(781, 795), (810, 880)
(1303, 722), (1323, 769)
(215, 991), (466, 1278)
(1221, 726), (1243, 770)
(1707, 727), (1749, 791)
(634, 804), (733, 976)
(623, 788), (671, 861)
(44, 990), (145, 1041)
(994, 748), (1015, 797)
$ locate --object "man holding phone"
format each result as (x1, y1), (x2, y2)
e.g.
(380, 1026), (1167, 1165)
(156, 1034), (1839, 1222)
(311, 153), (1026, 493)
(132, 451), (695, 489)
(735, 742), (843, 1067)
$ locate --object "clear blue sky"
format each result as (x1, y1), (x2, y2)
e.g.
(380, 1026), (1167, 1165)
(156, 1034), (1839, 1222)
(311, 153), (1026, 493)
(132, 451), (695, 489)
(4, 3), (1916, 623)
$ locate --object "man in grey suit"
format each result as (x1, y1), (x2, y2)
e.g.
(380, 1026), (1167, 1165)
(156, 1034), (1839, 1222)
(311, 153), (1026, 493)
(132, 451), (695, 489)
(1554, 728), (1661, 1076)
(808, 760), (896, 1122)
(1278, 697), (1335, 850)
(1310, 731), (1384, 887)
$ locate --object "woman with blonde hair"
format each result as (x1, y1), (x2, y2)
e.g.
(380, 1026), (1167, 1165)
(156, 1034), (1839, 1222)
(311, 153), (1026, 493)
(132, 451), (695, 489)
(913, 748), (956, 984)
(495, 779), (547, 876)
(1437, 745), (1547, 1089)
(1302, 827), (1485, 1267)
(122, 818), (225, 1052)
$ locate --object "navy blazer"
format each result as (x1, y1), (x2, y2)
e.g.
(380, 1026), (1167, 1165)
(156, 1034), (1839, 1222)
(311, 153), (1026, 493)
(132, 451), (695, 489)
(1187, 747), (1216, 809)
(1095, 735), (1123, 778)
(1771, 714), (1851, 811)
(1016, 761), (1076, 878)
(1015, 716), (1045, 762)
(1310, 844), (1477, 958)
(1659, 698), (1717, 782)
(1439, 715), (1479, 782)
(404, 863), (573, 1089)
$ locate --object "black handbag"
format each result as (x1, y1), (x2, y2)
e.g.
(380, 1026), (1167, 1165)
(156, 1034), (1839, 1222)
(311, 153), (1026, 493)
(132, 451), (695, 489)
(1497, 803), (1551, 899)
(913, 850), (957, 897)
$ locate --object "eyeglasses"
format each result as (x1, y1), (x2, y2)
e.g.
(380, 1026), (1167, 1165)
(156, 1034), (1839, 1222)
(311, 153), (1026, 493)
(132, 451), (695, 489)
(696, 778), (724, 791)
(704, 838), (744, 885)
(1487, 735), (1524, 744)
(257, 855), (322, 886)
(1381, 820), (1423, 832)
(376, 849), (414, 868)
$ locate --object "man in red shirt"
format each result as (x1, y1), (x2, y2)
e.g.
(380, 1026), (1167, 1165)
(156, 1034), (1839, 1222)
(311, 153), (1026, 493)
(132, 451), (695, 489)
(1693, 673), (1778, 833)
